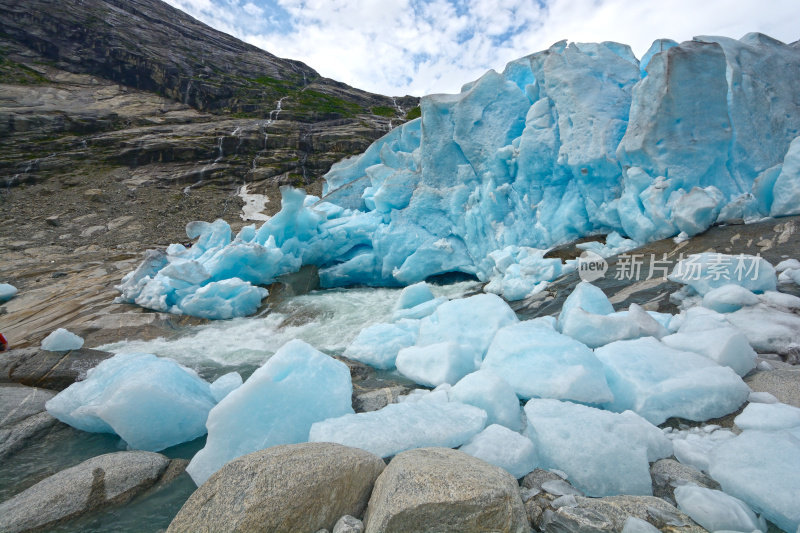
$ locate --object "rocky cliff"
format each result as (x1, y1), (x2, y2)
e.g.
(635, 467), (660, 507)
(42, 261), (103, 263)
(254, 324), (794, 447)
(0, 0), (419, 250)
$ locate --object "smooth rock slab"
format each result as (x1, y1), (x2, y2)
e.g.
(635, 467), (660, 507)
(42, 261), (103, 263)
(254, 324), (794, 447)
(2, 347), (113, 391)
(168, 443), (385, 533)
(0, 451), (172, 533)
(364, 447), (528, 533)
(541, 495), (705, 533)
(0, 384), (59, 460)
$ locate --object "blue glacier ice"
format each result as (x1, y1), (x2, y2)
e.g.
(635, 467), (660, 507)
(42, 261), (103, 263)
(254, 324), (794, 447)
(308, 400), (487, 458)
(661, 328), (756, 377)
(0, 283), (17, 302)
(734, 402), (800, 432)
(45, 352), (216, 451)
(209, 372), (243, 402)
(396, 342), (477, 388)
(343, 321), (418, 370)
(395, 281), (435, 310)
(594, 337), (750, 424)
(459, 424), (537, 479)
(701, 284), (760, 313)
(524, 399), (672, 497)
(449, 369), (523, 430)
(481, 319), (613, 403)
(186, 339), (353, 485)
(668, 253), (777, 296)
(41, 328), (84, 352)
(116, 34), (800, 318)
(709, 430), (800, 533)
(674, 485), (766, 533)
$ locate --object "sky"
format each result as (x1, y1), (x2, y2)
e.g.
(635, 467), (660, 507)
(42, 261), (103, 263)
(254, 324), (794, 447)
(164, 0), (799, 97)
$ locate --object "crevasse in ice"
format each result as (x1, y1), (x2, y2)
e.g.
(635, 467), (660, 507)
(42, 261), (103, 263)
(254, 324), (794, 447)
(118, 34), (800, 318)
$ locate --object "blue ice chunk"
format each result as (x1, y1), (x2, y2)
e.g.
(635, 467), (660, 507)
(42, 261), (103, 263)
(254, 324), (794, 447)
(45, 352), (215, 451)
(524, 399), (672, 497)
(459, 424), (537, 479)
(484, 246), (566, 301)
(449, 370), (523, 430)
(560, 303), (667, 349)
(668, 253), (777, 295)
(41, 328), (84, 351)
(557, 282), (614, 327)
(209, 372), (243, 403)
(482, 320), (613, 404)
(396, 342), (477, 387)
(674, 485), (766, 533)
(392, 297), (446, 321)
(709, 430), (800, 533)
(661, 328), (756, 377)
(186, 339), (353, 485)
(395, 282), (435, 310)
(308, 401), (487, 458)
(594, 337), (750, 424)
(734, 402), (800, 432)
(622, 517), (661, 533)
(717, 193), (762, 223)
(701, 284), (760, 313)
(0, 283), (17, 302)
(670, 186), (724, 237)
(416, 294), (518, 368)
(751, 164), (782, 215)
(343, 321), (418, 370)
(770, 136), (800, 216)
(179, 278), (268, 320)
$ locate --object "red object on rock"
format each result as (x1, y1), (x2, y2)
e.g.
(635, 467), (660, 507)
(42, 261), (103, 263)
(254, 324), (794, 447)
(0, 332), (7, 351)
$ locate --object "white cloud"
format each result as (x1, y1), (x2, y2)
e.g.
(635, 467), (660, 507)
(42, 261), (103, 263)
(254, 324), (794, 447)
(163, 0), (799, 96)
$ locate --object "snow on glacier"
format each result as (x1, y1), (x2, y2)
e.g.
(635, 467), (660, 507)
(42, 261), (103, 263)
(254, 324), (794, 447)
(45, 352), (216, 452)
(524, 399), (672, 497)
(186, 339), (353, 485)
(116, 34), (800, 318)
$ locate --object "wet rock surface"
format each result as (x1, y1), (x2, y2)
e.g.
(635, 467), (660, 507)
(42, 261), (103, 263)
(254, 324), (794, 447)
(0, 451), (180, 533)
(0, 384), (60, 460)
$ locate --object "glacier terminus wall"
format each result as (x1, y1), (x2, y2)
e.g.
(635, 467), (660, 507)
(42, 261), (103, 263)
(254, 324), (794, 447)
(117, 34), (800, 318)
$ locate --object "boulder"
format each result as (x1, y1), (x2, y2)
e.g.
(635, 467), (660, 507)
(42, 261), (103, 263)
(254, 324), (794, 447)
(333, 515), (365, 533)
(744, 369), (800, 407)
(650, 458), (720, 503)
(539, 495), (705, 533)
(0, 384), (60, 460)
(353, 386), (409, 413)
(1, 347), (113, 390)
(363, 447), (527, 533)
(0, 451), (176, 533)
(168, 443), (385, 533)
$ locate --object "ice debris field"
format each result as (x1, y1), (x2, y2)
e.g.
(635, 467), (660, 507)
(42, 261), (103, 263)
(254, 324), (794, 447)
(40, 33), (800, 532)
(115, 33), (800, 319)
(47, 251), (800, 531)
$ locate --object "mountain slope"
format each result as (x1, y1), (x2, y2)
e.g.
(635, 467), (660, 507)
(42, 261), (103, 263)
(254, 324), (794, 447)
(0, 0), (418, 253)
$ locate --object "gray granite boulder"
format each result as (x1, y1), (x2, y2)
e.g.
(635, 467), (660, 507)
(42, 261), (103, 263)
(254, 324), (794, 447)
(364, 447), (527, 533)
(167, 442), (385, 533)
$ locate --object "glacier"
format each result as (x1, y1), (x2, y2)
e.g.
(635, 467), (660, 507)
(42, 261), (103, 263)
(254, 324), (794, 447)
(116, 33), (800, 318)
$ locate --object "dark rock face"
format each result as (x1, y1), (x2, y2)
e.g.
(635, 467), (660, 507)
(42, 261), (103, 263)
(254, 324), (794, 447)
(0, 0), (418, 254)
(1, 347), (113, 390)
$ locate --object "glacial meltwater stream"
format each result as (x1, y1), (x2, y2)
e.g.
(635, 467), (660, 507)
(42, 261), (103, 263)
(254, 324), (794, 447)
(2, 281), (480, 533)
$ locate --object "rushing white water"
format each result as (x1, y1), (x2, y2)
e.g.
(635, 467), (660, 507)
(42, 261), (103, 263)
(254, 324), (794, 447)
(99, 281), (480, 371)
